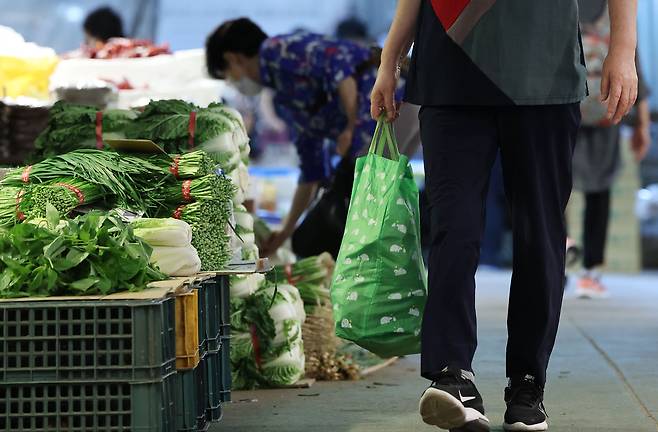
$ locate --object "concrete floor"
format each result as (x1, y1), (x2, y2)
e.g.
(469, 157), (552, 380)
(217, 271), (658, 432)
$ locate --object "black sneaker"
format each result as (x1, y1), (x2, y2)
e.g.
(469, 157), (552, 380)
(419, 367), (490, 431)
(503, 375), (548, 431)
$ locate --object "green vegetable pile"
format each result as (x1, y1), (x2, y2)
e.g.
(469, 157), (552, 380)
(18, 177), (107, 220)
(0, 205), (165, 298)
(229, 276), (306, 389)
(126, 100), (249, 159)
(266, 253), (335, 313)
(0, 149), (166, 211)
(32, 101), (136, 161)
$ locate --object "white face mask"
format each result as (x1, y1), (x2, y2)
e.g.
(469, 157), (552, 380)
(230, 76), (263, 96)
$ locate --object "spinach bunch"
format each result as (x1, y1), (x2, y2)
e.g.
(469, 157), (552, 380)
(0, 205), (166, 298)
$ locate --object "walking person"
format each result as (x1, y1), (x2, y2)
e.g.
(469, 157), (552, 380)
(371, 1), (639, 431)
(573, 0), (651, 299)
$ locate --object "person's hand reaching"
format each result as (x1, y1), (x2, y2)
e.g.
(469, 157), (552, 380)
(631, 123), (651, 162)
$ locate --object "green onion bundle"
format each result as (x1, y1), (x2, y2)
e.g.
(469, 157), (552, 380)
(1, 149), (167, 211)
(0, 187), (25, 228)
(191, 222), (232, 271)
(19, 178), (107, 219)
(149, 150), (217, 179)
(157, 200), (226, 225)
(161, 174), (236, 204)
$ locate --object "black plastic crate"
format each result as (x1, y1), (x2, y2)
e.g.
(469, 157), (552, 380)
(205, 345), (231, 406)
(0, 299), (176, 383)
(201, 276), (230, 353)
(174, 363), (206, 432)
(0, 374), (176, 432)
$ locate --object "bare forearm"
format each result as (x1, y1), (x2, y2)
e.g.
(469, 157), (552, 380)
(338, 77), (359, 128)
(282, 181), (318, 234)
(380, 0), (421, 70)
(608, 0), (637, 54)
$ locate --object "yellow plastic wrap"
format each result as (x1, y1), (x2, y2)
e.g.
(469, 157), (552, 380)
(0, 55), (59, 99)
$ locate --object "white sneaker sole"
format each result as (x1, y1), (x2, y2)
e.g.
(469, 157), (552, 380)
(575, 288), (610, 299)
(503, 420), (549, 431)
(419, 388), (490, 431)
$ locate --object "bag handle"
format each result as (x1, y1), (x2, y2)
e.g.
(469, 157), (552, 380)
(368, 117), (400, 161)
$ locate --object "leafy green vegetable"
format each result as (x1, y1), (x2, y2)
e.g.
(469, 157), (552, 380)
(161, 174), (236, 204)
(0, 205), (165, 298)
(230, 281), (306, 389)
(126, 100), (249, 169)
(18, 177), (108, 220)
(266, 253), (335, 312)
(32, 101), (136, 161)
(1, 149), (167, 211)
(0, 187), (24, 228)
(148, 150), (217, 179)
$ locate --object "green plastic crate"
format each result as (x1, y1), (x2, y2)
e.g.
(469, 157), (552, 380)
(0, 374), (176, 432)
(174, 363), (206, 432)
(201, 276), (230, 354)
(0, 299), (176, 383)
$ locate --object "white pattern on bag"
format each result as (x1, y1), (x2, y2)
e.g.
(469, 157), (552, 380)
(388, 293), (402, 300)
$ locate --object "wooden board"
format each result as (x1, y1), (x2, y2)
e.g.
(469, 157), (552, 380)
(0, 277), (187, 303)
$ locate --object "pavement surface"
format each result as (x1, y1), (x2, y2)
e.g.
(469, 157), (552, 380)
(217, 271), (658, 432)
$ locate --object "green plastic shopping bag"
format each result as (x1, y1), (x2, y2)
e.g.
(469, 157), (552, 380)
(330, 118), (427, 357)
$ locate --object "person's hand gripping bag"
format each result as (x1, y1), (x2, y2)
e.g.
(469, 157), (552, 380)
(330, 118), (427, 357)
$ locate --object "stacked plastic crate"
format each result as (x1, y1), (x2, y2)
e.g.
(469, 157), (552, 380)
(174, 275), (231, 432)
(0, 296), (177, 432)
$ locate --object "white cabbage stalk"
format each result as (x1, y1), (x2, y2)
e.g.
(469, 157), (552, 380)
(261, 340), (305, 386)
(230, 273), (265, 298)
(237, 162), (250, 194)
(132, 218), (192, 247)
(150, 245), (201, 276)
(239, 232), (255, 246)
(276, 284), (306, 323)
(235, 211), (254, 233)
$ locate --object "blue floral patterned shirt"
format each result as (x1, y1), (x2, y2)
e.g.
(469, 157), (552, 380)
(259, 31), (402, 183)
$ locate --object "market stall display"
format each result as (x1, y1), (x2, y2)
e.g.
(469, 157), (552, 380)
(229, 274), (306, 389)
(131, 218), (202, 277)
(0, 206), (165, 298)
(0, 25), (58, 100)
(67, 38), (171, 60)
(51, 49), (225, 109)
(32, 101), (135, 160)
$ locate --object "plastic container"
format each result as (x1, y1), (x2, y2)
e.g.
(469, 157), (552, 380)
(0, 299), (176, 383)
(174, 365), (206, 432)
(175, 291), (200, 370)
(201, 276), (230, 353)
(0, 373), (176, 432)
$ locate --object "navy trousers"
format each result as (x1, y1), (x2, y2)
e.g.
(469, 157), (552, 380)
(419, 104), (580, 386)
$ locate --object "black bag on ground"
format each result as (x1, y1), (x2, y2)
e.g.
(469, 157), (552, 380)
(292, 158), (354, 259)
